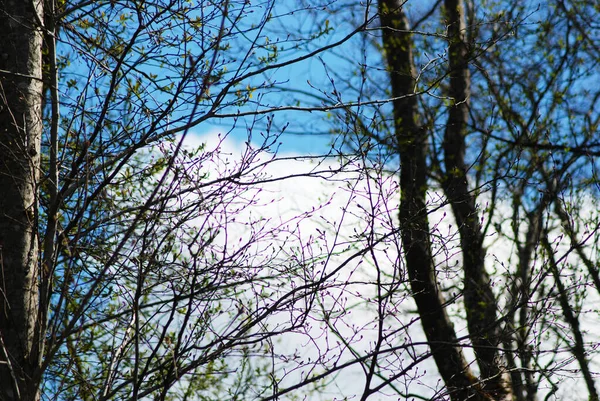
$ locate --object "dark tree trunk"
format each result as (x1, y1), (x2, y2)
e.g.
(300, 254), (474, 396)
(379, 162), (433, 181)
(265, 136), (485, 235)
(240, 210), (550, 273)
(0, 0), (44, 399)
(379, 1), (490, 400)
(441, 0), (511, 399)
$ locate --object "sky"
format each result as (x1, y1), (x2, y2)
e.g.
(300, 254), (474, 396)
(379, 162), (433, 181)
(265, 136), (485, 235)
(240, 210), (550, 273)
(182, 130), (436, 400)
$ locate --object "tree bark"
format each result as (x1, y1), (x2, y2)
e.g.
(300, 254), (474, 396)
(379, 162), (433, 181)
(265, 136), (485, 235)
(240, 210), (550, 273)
(441, 0), (511, 399)
(379, 2), (489, 400)
(0, 0), (44, 399)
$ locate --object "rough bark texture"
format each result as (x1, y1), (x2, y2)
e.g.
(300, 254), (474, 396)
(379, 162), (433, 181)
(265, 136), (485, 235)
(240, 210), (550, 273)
(379, 1), (489, 400)
(0, 0), (44, 399)
(441, 0), (511, 399)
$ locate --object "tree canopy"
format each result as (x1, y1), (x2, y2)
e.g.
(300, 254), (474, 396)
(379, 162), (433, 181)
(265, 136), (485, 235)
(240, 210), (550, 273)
(0, 0), (599, 400)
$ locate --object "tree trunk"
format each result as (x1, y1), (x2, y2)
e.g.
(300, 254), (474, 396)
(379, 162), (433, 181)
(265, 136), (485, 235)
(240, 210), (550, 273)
(0, 0), (44, 399)
(441, 0), (511, 399)
(379, 1), (489, 400)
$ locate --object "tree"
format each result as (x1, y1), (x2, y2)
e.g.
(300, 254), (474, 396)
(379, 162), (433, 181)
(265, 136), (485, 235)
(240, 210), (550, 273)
(0, 0), (44, 399)
(268, 0), (600, 400)
(2, 0), (600, 400)
(327, 0), (600, 399)
(378, 1), (510, 399)
(0, 1), (367, 400)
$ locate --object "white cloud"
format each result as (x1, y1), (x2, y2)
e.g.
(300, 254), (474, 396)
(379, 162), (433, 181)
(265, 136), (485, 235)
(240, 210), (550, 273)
(173, 131), (599, 400)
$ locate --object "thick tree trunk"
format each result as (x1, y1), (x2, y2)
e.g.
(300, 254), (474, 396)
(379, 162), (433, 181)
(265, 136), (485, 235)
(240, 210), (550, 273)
(0, 0), (44, 400)
(379, 2), (489, 400)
